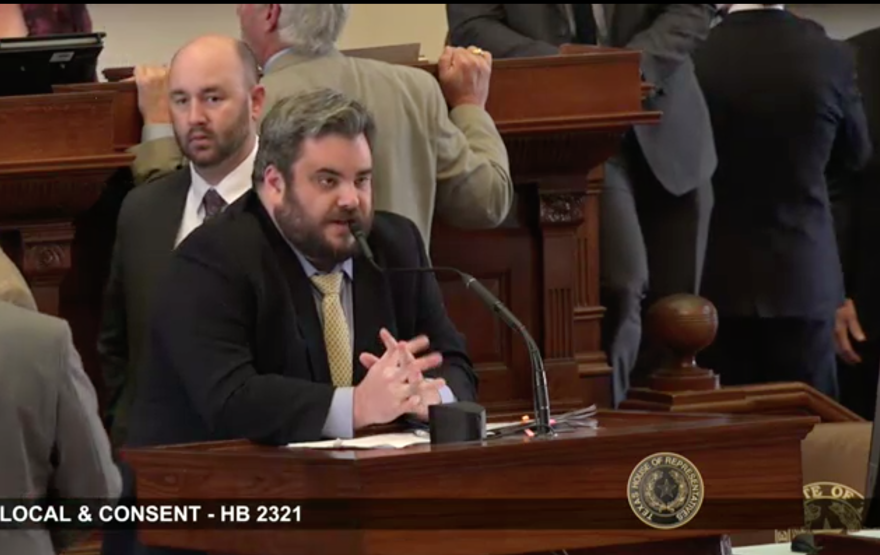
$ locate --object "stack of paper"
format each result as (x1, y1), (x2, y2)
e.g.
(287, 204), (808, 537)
(286, 433), (429, 450)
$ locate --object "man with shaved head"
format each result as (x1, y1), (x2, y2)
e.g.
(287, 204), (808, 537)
(99, 34), (264, 449)
(98, 34), (264, 555)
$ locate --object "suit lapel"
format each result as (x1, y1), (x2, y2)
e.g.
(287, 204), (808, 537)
(351, 255), (397, 385)
(155, 170), (190, 253)
(249, 194), (332, 384)
(139, 170), (189, 297)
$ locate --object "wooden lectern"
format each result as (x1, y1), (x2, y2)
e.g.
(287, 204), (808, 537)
(122, 411), (817, 555)
(53, 48), (660, 418)
(0, 89), (135, 398)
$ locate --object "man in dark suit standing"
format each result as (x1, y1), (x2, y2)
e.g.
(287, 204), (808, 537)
(446, 4), (718, 405)
(832, 26), (880, 418)
(126, 87), (477, 460)
(98, 34), (265, 449)
(98, 34), (265, 555)
(694, 4), (872, 396)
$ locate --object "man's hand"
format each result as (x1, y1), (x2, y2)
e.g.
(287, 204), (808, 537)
(835, 298), (865, 365)
(133, 65), (171, 125)
(361, 329), (447, 421)
(438, 45), (492, 109)
(352, 329), (444, 429)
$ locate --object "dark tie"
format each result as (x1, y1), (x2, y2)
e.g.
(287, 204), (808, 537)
(202, 188), (227, 221)
(571, 4), (597, 45)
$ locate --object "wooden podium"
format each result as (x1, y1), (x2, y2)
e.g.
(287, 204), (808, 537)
(52, 48), (660, 418)
(0, 89), (135, 401)
(618, 294), (864, 423)
(122, 411), (816, 555)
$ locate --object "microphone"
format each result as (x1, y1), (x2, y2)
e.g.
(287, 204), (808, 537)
(349, 221), (554, 436)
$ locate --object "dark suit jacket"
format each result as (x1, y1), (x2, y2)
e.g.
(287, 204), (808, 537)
(831, 27), (880, 341)
(98, 169), (191, 447)
(694, 9), (872, 319)
(125, 190), (478, 451)
(445, 3), (718, 195)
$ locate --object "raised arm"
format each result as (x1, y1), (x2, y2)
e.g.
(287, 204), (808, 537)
(129, 65), (187, 184)
(627, 4), (716, 89)
(432, 47), (513, 229)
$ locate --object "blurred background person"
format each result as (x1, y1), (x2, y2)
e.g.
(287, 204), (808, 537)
(0, 4), (92, 38)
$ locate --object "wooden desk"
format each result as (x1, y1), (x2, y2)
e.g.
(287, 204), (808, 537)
(123, 411), (815, 555)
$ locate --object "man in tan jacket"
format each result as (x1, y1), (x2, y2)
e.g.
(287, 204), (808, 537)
(0, 247), (121, 555)
(0, 247), (36, 311)
(130, 4), (512, 245)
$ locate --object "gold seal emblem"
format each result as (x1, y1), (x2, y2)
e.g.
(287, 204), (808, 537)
(627, 452), (705, 530)
(775, 481), (864, 543)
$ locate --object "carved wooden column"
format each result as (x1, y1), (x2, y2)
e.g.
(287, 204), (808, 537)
(573, 166), (614, 405)
(18, 222), (74, 315)
(536, 188), (590, 411)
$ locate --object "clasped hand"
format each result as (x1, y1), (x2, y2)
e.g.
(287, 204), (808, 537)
(352, 328), (446, 429)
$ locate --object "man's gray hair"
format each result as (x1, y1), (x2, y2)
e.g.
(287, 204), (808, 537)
(277, 4), (351, 55)
(253, 88), (376, 187)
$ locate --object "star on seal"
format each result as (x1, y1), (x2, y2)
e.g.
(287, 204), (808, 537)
(627, 452), (705, 530)
(775, 481), (865, 543)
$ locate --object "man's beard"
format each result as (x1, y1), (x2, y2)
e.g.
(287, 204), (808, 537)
(274, 184), (373, 269)
(175, 106), (251, 170)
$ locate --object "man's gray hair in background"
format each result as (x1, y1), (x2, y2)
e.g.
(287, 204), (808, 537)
(252, 87), (376, 187)
(277, 4), (351, 56)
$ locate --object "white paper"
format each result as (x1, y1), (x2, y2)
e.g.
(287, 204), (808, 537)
(286, 432), (430, 450)
(486, 421), (525, 431)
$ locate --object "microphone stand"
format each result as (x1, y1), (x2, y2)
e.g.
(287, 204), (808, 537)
(350, 223), (554, 437)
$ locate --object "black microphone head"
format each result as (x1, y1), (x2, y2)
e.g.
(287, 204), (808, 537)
(348, 220), (380, 269)
(348, 219), (365, 236)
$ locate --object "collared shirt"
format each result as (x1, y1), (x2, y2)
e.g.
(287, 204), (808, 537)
(174, 140), (258, 246)
(563, 4), (609, 45)
(292, 249), (355, 354)
(727, 4), (785, 14)
(263, 47), (295, 74)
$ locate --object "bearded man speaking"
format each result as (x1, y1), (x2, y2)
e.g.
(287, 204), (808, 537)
(124, 88), (478, 453)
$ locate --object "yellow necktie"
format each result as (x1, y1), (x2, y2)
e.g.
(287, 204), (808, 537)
(310, 273), (352, 387)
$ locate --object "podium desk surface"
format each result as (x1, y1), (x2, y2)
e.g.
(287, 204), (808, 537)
(124, 410), (817, 463)
(122, 411), (817, 555)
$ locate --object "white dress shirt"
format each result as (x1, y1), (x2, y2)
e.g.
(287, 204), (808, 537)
(564, 4), (608, 45)
(175, 141), (258, 246)
(727, 4), (785, 14)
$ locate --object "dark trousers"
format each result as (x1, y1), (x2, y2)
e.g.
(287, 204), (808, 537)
(100, 459), (137, 555)
(600, 134), (714, 406)
(699, 316), (839, 398)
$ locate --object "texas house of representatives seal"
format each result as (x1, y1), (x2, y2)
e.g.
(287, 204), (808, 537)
(627, 452), (705, 529)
